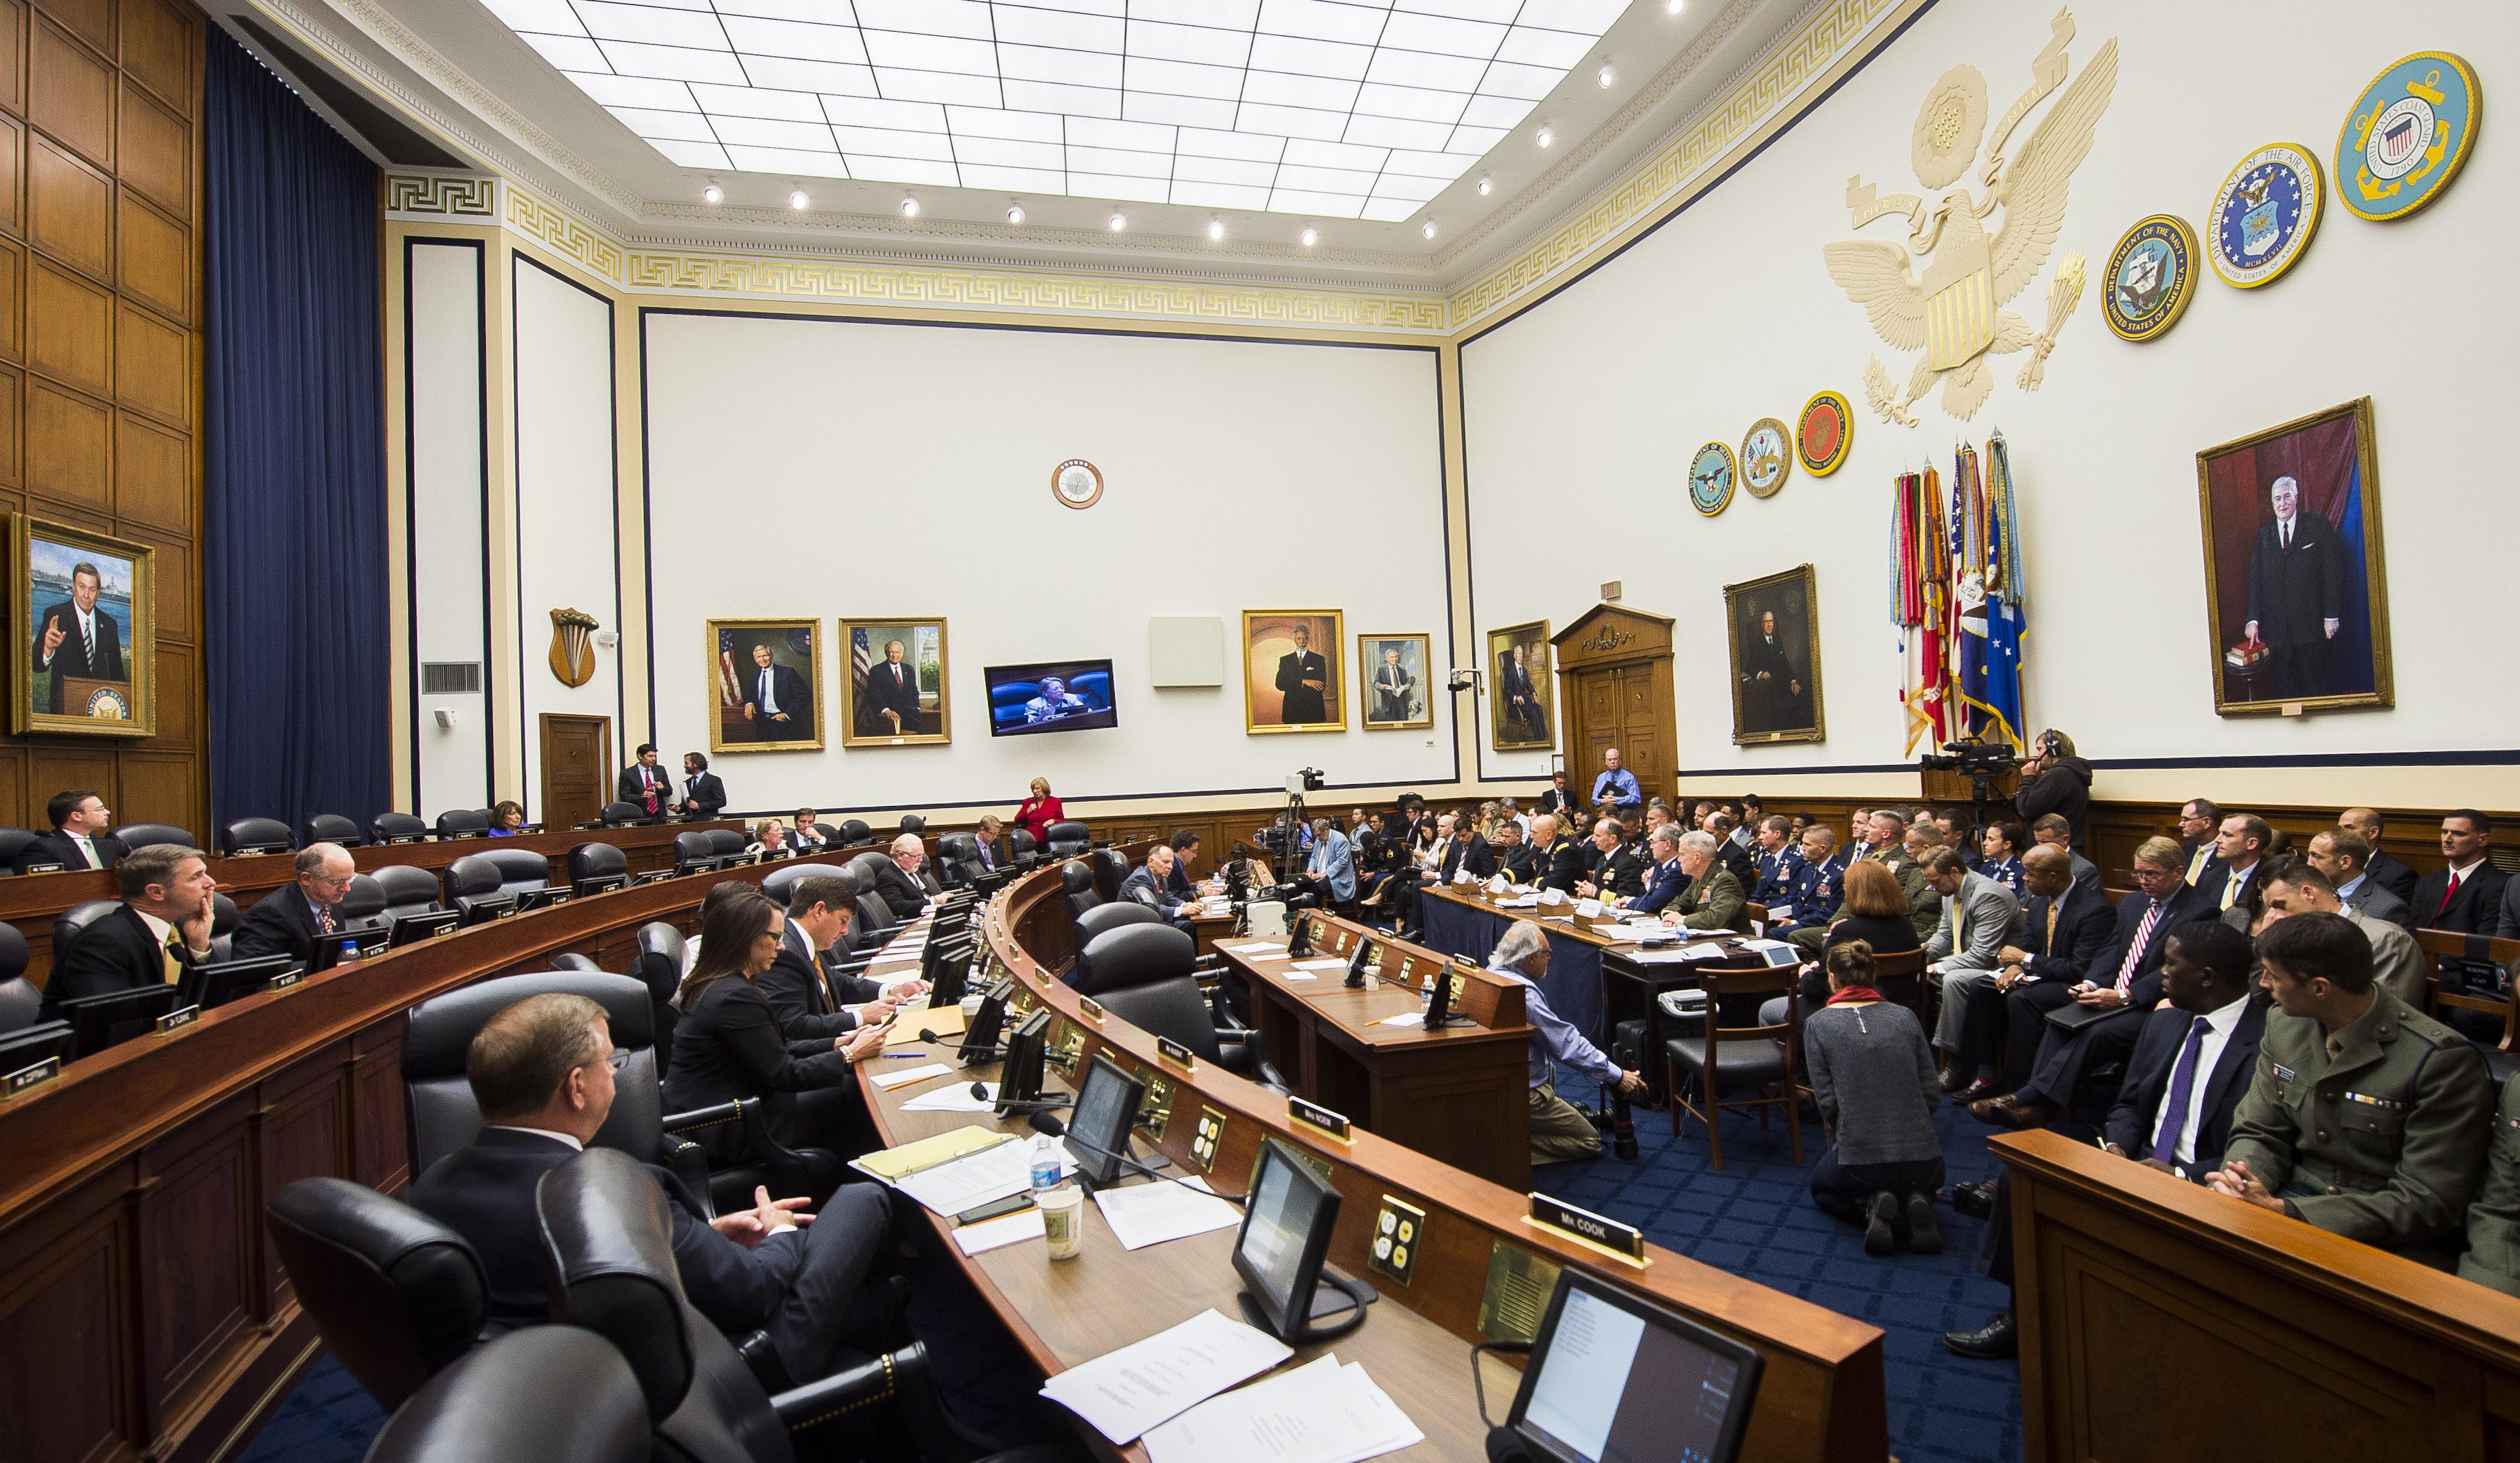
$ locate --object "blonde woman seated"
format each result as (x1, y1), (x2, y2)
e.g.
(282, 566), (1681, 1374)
(747, 820), (791, 859)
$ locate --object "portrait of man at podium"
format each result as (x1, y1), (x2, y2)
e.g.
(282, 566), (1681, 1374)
(12, 516), (155, 737)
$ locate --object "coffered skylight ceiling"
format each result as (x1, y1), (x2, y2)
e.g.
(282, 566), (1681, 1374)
(479, 0), (1633, 220)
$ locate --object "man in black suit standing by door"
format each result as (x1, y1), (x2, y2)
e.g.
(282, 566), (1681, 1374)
(618, 744), (671, 819)
(2243, 474), (2345, 700)
(860, 640), (922, 737)
(741, 643), (812, 742)
(1274, 624), (1327, 724)
(31, 560), (125, 714)
(37, 843), (219, 1021)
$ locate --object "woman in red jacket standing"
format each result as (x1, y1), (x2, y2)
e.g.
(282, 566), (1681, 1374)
(1013, 776), (1064, 845)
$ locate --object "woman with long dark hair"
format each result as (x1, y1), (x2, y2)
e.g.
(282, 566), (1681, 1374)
(665, 891), (881, 1159)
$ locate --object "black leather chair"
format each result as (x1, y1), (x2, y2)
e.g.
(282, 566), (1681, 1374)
(480, 848), (553, 893)
(221, 817), (296, 856)
(1088, 848), (1129, 904)
(372, 812), (430, 845)
(933, 834), (984, 888)
(601, 801), (646, 827)
(570, 842), (630, 889)
(339, 873), (389, 932)
(209, 892), (241, 961)
(1076, 925), (1285, 1090)
(1004, 828), (1039, 865)
(1060, 861), (1101, 924)
(673, 832), (716, 874)
(375, 865), (446, 920)
(551, 953), (603, 973)
(303, 813), (367, 848)
(834, 819), (872, 848)
(756, 858), (846, 907)
(1045, 820), (1090, 858)
(363, 1326), (651, 1463)
(1070, 903), (1159, 987)
(115, 822), (194, 852)
(898, 815), (926, 837)
(630, 923), (686, 1075)
(0, 827), (42, 873)
(442, 856), (508, 919)
(0, 922), (36, 1033)
(52, 898), (120, 959)
(436, 808), (491, 841)
(706, 830), (747, 859)
(264, 1176), (491, 1411)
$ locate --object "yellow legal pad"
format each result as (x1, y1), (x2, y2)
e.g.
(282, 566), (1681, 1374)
(885, 1002), (969, 1047)
(851, 1125), (1006, 1181)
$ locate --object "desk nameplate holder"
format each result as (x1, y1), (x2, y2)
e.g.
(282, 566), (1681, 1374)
(1154, 1035), (1195, 1071)
(1368, 1196), (1426, 1287)
(156, 1005), (201, 1037)
(1525, 1192), (1649, 1266)
(1134, 1067), (1176, 1141)
(270, 971), (303, 993)
(1076, 996), (1105, 1023)
(1289, 1096), (1352, 1142)
(1189, 1107), (1227, 1171)
(4, 1058), (61, 1099)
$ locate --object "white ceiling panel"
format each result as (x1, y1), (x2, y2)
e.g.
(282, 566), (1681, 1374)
(523, 0), (1622, 215)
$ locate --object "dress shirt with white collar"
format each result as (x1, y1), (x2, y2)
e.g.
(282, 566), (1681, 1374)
(135, 906), (209, 958)
(2335, 870), (2369, 908)
(67, 832), (99, 868)
(758, 668), (782, 715)
(504, 1125), (584, 1151)
(2147, 992), (2249, 1167)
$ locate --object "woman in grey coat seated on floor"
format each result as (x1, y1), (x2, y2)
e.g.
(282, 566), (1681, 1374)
(1803, 939), (1946, 1257)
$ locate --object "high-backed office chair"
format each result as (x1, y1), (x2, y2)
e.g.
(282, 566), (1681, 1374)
(0, 922), (36, 1034)
(115, 823), (194, 852)
(834, 819), (872, 848)
(52, 898), (120, 959)
(673, 832), (716, 874)
(898, 814), (926, 838)
(550, 953), (604, 973)
(706, 830), (747, 858)
(264, 1176), (491, 1411)
(480, 848), (552, 894)
(375, 865), (445, 920)
(932, 834), (984, 888)
(435, 808), (491, 841)
(221, 818), (296, 856)
(756, 859), (845, 907)
(629, 923), (686, 1075)
(601, 801), (646, 828)
(1069, 903), (1160, 987)
(1076, 924), (1284, 1090)
(371, 812), (430, 845)
(338, 873), (389, 932)
(303, 814), (367, 849)
(1044, 820), (1090, 857)
(1088, 848), (1128, 904)
(0, 827), (39, 874)
(363, 1326), (650, 1463)
(442, 857), (510, 920)
(209, 892), (240, 961)
(1004, 828), (1039, 865)
(570, 842), (630, 889)
(1061, 861), (1100, 924)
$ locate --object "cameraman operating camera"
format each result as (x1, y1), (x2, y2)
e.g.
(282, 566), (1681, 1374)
(2013, 728), (2092, 851)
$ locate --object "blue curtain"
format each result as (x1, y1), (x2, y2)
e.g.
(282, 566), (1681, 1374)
(203, 32), (389, 836)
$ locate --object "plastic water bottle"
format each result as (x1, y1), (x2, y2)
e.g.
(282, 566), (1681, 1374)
(339, 939), (360, 964)
(1029, 1132), (1063, 1191)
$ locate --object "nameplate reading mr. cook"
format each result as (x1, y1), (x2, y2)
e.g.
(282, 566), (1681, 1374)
(1155, 1036), (1195, 1069)
(1288, 1096), (1352, 1141)
(1528, 1193), (1645, 1262)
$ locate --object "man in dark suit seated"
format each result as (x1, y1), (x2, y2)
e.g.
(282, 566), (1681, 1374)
(1535, 772), (1576, 818)
(1945, 919), (2264, 1359)
(234, 844), (357, 973)
(1573, 817), (1644, 902)
(37, 843), (219, 1022)
(1120, 845), (1199, 933)
(2175, 798), (2223, 888)
(1492, 820), (1537, 884)
(24, 788), (128, 872)
(1972, 836), (2207, 1130)
(2340, 807), (2420, 905)
(867, 835), (932, 919)
(2411, 810), (2507, 934)
(1944, 844), (2121, 1102)
(759, 877), (923, 1042)
(617, 744), (671, 819)
(677, 752), (725, 820)
(2309, 825), (2417, 932)
(406, 992), (891, 1386)
(1432, 813), (1497, 888)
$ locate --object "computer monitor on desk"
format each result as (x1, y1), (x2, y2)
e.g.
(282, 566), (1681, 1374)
(181, 955), (303, 1011)
(59, 986), (180, 1059)
(1233, 1137), (1371, 1344)
(1499, 1271), (1764, 1463)
(388, 910), (463, 948)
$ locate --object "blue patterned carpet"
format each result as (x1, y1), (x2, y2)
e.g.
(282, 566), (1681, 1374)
(241, 1093), (2021, 1463)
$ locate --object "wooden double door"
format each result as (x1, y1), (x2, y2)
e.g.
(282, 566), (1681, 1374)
(1552, 605), (1677, 806)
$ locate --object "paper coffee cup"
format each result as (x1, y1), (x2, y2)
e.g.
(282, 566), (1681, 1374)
(1040, 1184), (1084, 1260)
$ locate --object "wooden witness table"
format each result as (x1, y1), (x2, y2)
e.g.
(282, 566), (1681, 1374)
(849, 861), (1889, 1463)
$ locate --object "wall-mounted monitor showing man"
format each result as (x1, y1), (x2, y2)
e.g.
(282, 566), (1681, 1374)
(985, 659), (1117, 737)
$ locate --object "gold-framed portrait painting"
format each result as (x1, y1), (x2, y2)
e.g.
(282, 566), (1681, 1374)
(1724, 564), (1825, 745)
(2196, 397), (2392, 716)
(1358, 633), (1432, 730)
(12, 514), (155, 737)
(1487, 619), (1553, 751)
(710, 619), (824, 753)
(1242, 610), (1344, 733)
(840, 617), (950, 747)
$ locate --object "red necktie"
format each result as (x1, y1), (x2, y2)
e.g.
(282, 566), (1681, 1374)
(2439, 869), (2465, 920)
(2115, 900), (2161, 993)
(316, 904), (335, 936)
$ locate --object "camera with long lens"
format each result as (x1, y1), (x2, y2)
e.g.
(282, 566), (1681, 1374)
(1921, 736), (2022, 776)
(1287, 767), (1326, 793)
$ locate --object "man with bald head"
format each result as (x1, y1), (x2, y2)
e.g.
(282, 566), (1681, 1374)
(2339, 807), (2419, 905)
(235, 842), (359, 973)
(1944, 842), (2120, 1100)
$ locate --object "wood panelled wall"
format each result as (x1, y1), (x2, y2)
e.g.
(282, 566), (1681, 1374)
(0, 0), (204, 836)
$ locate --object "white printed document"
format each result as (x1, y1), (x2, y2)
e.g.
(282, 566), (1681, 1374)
(1290, 958), (1349, 971)
(893, 1140), (1072, 1216)
(952, 1207), (1044, 1257)
(1142, 1354), (1422, 1463)
(871, 1062), (953, 1090)
(900, 1081), (998, 1113)
(1092, 1177), (1241, 1251)
(1039, 1308), (1293, 1444)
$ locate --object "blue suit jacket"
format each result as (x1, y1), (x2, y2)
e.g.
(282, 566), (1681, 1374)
(2089, 883), (2211, 1007)
(2103, 997), (2268, 1170)
(1632, 858), (1692, 915)
(2019, 882), (2118, 983)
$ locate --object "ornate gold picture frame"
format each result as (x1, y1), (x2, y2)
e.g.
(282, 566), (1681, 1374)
(1487, 619), (1553, 751)
(1723, 565), (1825, 745)
(1242, 610), (1344, 734)
(839, 616), (950, 748)
(708, 619), (825, 753)
(11, 514), (156, 738)
(1356, 632), (1432, 730)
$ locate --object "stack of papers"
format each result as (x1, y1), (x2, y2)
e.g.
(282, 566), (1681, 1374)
(1092, 1178), (1240, 1250)
(1040, 1310), (1293, 1444)
(900, 1081), (998, 1113)
(953, 1206), (1044, 1256)
(1223, 942), (1283, 957)
(1143, 1354), (1422, 1463)
(871, 1061), (954, 1089)
(1290, 958), (1349, 972)
(893, 1140), (1072, 1216)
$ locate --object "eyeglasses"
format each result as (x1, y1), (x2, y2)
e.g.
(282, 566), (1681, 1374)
(605, 1049), (631, 1072)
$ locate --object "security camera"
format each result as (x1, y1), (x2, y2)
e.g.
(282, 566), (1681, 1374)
(1446, 668), (1479, 694)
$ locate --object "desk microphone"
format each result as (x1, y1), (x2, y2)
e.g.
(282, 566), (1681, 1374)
(986, 1082), (1071, 1113)
(1027, 1112), (1243, 1206)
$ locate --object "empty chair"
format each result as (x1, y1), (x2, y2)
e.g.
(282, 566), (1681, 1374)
(706, 830), (746, 858)
(568, 842), (630, 889)
(600, 801), (645, 828)
(1070, 903), (1160, 987)
(338, 873), (389, 931)
(441, 857), (505, 918)
(303, 813), (367, 849)
(263, 1176), (491, 1412)
(1079, 924), (1283, 1088)
(1666, 966), (1807, 1171)
(1044, 820), (1090, 857)
(375, 865), (446, 920)
(362, 1326), (649, 1463)
(1089, 848), (1129, 903)
(371, 812), (430, 844)
(933, 833), (984, 888)
(898, 814), (926, 836)
(629, 923), (686, 1073)
(436, 808), (491, 841)
(479, 848), (552, 894)
(1061, 861), (1101, 923)
(550, 953), (603, 974)
(221, 817), (296, 856)
(52, 898), (121, 959)
(114, 823), (194, 852)
(1004, 828), (1039, 864)
(673, 831), (716, 873)
(0, 922), (34, 1034)
(0, 827), (42, 873)
(834, 818), (872, 848)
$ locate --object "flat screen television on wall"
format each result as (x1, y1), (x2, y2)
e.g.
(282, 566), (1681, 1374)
(984, 659), (1117, 737)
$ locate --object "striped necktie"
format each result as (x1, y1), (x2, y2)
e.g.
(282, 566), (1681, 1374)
(2114, 901), (2161, 992)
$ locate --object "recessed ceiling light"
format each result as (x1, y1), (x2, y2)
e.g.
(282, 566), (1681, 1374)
(1300, 226), (1318, 247)
(1208, 216), (1225, 241)
(1667, 0), (1685, 11)
(701, 181), (723, 205)
(788, 188), (807, 210)
(1108, 210), (1126, 232)
(1006, 202), (1025, 225)
(900, 196), (918, 218)
(1478, 176), (1493, 197)
(1536, 126), (1554, 149)
(1598, 63), (1616, 88)
(1422, 220), (1437, 240)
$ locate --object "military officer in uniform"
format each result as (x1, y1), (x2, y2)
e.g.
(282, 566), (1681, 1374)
(1767, 825), (1843, 936)
(2210, 911), (2491, 1266)
(1575, 817), (1645, 901)
(1787, 811), (1930, 955)
(2457, 1077), (2520, 1297)
(1750, 816), (1806, 905)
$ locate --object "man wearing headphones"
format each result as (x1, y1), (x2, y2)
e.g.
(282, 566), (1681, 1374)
(2013, 728), (2092, 851)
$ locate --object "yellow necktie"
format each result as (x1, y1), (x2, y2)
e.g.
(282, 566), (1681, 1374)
(2221, 873), (2241, 911)
(163, 933), (185, 984)
(2045, 899), (2060, 952)
(2186, 845), (2210, 883)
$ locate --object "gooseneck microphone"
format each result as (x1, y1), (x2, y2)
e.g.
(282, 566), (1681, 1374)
(1027, 1112), (1243, 1205)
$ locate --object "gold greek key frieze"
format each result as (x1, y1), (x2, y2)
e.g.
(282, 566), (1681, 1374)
(384, 172), (496, 218)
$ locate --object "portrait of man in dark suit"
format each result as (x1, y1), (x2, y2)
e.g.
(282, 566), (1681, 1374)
(2242, 474), (2343, 699)
(711, 620), (821, 752)
(840, 619), (948, 747)
(1725, 567), (1824, 744)
(1245, 612), (1341, 731)
(1274, 625), (1327, 723)
(1488, 621), (1552, 750)
(19, 528), (150, 731)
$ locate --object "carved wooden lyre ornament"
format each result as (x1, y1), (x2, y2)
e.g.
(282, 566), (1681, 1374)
(549, 608), (599, 688)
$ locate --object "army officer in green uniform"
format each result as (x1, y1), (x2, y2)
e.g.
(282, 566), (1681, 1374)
(2457, 1078), (2520, 1296)
(2209, 912), (2491, 1266)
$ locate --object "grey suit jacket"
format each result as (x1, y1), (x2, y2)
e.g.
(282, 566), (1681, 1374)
(2352, 908), (2430, 1009)
(2350, 880), (2418, 933)
(2497, 876), (2520, 942)
(1925, 871), (2022, 970)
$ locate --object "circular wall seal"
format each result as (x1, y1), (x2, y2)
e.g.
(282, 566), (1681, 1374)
(1740, 418), (1792, 498)
(2102, 213), (2199, 341)
(2334, 51), (2481, 222)
(1688, 441), (1736, 517)
(2210, 143), (2323, 289)
(1050, 458), (1103, 509)
(1795, 391), (1852, 476)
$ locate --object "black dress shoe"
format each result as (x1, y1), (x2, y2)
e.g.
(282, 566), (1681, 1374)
(1864, 1192), (1898, 1257)
(1949, 1179), (1997, 1220)
(1952, 1077), (1998, 1105)
(1943, 1312), (2018, 1360)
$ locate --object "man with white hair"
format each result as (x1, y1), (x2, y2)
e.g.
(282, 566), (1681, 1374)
(2243, 472), (2345, 699)
(235, 842), (359, 972)
(870, 832), (932, 917)
(1487, 921), (1646, 1165)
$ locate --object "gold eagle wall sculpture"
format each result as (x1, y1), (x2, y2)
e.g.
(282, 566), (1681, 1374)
(1825, 10), (2117, 425)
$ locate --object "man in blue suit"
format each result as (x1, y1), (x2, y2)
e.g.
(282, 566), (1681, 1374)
(1626, 826), (1693, 916)
(1767, 825), (1845, 936)
(1303, 817), (1355, 903)
(1944, 844), (2120, 1100)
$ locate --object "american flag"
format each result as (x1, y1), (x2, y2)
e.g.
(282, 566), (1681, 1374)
(851, 627), (873, 686)
(717, 629), (740, 707)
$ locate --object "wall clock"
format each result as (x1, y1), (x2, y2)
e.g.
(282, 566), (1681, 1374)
(1050, 459), (1103, 509)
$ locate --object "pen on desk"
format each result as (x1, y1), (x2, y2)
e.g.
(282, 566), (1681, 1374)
(880, 1050), (934, 1058)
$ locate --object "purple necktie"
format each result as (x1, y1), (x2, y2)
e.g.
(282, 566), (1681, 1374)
(2150, 1015), (2211, 1163)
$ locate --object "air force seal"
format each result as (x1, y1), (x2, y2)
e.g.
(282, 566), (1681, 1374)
(2336, 52), (2481, 222)
(2102, 213), (2198, 341)
(2210, 143), (2323, 289)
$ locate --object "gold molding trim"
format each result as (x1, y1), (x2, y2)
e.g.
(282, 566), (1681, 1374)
(385, 171), (497, 219)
